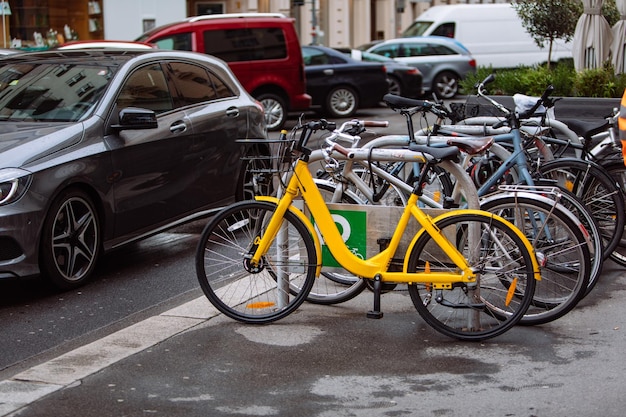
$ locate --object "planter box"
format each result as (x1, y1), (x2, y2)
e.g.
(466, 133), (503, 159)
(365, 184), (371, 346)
(488, 95), (620, 121)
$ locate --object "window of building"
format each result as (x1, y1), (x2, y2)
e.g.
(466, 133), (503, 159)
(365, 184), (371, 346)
(8, 0), (103, 49)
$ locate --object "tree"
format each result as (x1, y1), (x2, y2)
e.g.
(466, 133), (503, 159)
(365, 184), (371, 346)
(512, 0), (582, 69)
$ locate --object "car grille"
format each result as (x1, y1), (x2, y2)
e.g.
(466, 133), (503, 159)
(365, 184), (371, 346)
(0, 237), (23, 261)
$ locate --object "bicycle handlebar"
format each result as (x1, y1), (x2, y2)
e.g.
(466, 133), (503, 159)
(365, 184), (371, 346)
(294, 118), (388, 155)
(475, 74), (555, 125)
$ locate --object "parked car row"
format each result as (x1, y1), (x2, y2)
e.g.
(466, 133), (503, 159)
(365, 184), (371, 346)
(357, 36), (477, 99)
(0, 14), (478, 291)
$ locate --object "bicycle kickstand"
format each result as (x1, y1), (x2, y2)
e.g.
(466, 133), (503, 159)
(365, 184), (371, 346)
(367, 274), (384, 319)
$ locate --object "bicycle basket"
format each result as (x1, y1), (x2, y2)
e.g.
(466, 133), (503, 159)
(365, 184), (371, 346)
(237, 136), (296, 195)
(449, 96), (505, 123)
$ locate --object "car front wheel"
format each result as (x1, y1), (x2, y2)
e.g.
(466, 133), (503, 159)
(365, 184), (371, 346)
(432, 71), (459, 99)
(40, 188), (101, 290)
(257, 93), (287, 131)
(325, 86), (358, 118)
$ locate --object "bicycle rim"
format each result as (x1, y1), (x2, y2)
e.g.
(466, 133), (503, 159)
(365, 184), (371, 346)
(195, 200), (317, 324)
(481, 194), (591, 325)
(407, 212), (536, 341)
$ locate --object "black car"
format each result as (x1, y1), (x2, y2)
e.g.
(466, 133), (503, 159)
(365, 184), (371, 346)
(336, 48), (424, 98)
(302, 45), (389, 118)
(0, 49), (268, 289)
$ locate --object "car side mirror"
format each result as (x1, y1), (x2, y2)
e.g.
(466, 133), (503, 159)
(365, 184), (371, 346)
(111, 107), (158, 130)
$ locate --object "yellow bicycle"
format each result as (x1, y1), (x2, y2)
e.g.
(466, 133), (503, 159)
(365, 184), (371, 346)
(195, 120), (540, 340)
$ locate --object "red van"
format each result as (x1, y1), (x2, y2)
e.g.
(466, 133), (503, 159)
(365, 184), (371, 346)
(137, 13), (311, 130)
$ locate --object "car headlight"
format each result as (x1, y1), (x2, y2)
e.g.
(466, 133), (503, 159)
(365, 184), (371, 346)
(0, 168), (32, 206)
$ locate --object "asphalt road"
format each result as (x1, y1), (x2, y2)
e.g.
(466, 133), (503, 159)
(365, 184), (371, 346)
(0, 96), (619, 400)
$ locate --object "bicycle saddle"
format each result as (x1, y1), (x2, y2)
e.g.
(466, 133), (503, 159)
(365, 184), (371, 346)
(408, 143), (460, 161)
(446, 136), (494, 155)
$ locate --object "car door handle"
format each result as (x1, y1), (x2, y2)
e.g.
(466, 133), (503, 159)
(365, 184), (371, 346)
(170, 121), (187, 134)
(323, 69), (334, 76)
(226, 107), (239, 117)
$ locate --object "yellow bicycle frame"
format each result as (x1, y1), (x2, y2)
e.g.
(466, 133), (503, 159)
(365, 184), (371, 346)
(252, 157), (540, 286)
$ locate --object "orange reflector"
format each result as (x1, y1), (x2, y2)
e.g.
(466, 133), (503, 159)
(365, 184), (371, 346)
(425, 261), (430, 273)
(505, 277), (518, 307)
(246, 301), (276, 309)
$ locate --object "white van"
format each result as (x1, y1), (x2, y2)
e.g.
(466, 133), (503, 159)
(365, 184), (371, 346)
(402, 3), (572, 68)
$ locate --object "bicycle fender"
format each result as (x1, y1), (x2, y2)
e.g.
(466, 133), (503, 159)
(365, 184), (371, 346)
(255, 196), (323, 277)
(403, 209), (541, 281)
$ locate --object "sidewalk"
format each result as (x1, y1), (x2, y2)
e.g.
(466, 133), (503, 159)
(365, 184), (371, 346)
(2, 263), (626, 417)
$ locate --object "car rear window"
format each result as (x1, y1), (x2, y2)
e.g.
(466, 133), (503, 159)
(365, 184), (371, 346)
(203, 28), (287, 62)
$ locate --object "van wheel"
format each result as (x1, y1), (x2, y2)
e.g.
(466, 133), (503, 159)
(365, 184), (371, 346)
(326, 86), (358, 118)
(257, 93), (287, 131)
(40, 188), (101, 290)
(432, 71), (459, 99)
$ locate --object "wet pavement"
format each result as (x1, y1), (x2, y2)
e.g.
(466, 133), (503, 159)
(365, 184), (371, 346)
(2, 262), (626, 417)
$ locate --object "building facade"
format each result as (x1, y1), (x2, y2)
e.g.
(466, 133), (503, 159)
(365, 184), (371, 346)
(2, 0), (508, 50)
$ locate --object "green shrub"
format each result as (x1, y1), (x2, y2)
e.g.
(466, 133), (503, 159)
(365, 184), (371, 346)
(574, 63), (623, 97)
(460, 62), (624, 98)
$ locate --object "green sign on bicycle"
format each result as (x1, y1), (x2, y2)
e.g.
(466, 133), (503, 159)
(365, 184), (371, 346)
(313, 209), (367, 268)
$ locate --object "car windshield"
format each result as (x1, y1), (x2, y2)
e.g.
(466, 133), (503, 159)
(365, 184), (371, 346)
(402, 21), (433, 37)
(0, 62), (113, 122)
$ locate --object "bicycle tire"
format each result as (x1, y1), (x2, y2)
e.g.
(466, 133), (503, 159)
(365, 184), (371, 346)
(406, 212), (537, 341)
(538, 158), (626, 259)
(598, 162), (626, 267)
(534, 179), (604, 296)
(195, 200), (317, 324)
(301, 181), (368, 305)
(480, 194), (592, 325)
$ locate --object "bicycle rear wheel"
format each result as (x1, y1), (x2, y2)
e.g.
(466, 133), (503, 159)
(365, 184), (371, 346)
(406, 212), (537, 341)
(538, 158), (625, 259)
(481, 193), (592, 325)
(598, 162), (626, 267)
(195, 200), (317, 324)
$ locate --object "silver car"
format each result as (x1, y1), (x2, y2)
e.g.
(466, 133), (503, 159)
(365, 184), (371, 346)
(360, 36), (476, 99)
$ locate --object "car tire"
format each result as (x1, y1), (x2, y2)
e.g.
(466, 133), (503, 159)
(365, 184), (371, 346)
(432, 71), (459, 99)
(40, 188), (101, 290)
(257, 93), (287, 131)
(387, 75), (402, 96)
(325, 86), (358, 118)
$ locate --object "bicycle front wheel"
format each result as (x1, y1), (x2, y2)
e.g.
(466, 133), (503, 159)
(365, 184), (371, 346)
(407, 212), (537, 341)
(481, 194), (592, 325)
(195, 200), (317, 324)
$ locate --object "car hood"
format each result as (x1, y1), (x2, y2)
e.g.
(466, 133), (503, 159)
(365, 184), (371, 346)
(0, 122), (84, 168)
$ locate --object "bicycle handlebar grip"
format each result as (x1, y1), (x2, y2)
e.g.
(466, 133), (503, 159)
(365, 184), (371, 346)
(541, 85), (555, 101)
(331, 143), (351, 157)
(363, 121), (389, 127)
(483, 74), (496, 85)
